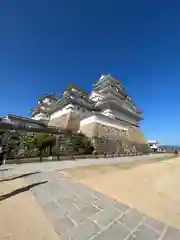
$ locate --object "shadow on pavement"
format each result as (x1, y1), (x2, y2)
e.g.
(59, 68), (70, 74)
(0, 171), (41, 182)
(0, 168), (11, 172)
(0, 181), (48, 202)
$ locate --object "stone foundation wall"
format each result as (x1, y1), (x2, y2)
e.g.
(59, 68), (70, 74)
(48, 112), (149, 154)
(127, 126), (149, 153)
(48, 112), (80, 132)
(80, 122), (148, 154)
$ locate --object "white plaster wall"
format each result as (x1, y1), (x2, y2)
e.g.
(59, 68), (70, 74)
(80, 115), (128, 131)
(40, 106), (46, 110)
(102, 109), (137, 125)
(89, 91), (103, 102)
(50, 104), (92, 120)
(32, 113), (49, 121)
(50, 104), (74, 120)
(43, 97), (54, 105)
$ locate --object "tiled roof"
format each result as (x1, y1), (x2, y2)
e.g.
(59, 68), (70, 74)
(7, 114), (46, 125)
(39, 93), (58, 101)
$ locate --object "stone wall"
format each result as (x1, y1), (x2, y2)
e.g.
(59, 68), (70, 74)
(80, 122), (148, 154)
(127, 126), (149, 153)
(48, 111), (80, 132)
(48, 111), (149, 154)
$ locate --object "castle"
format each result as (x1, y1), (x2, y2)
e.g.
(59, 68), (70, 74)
(29, 74), (148, 154)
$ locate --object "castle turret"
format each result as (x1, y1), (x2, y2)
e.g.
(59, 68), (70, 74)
(80, 74), (148, 153)
(48, 84), (95, 131)
(90, 74), (142, 126)
(30, 94), (58, 122)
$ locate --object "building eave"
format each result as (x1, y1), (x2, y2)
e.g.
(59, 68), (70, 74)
(96, 101), (143, 121)
(49, 96), (97, 115)
(39, 93), (58, 102)
(7, 114), (46, 126)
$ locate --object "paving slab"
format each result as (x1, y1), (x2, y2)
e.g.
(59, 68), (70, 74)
(92, 221), (130, 240)
(69, 219), (101, 240)
(91, 207), (122, 228)
(144, 216), (165, 233)
(132, 224), (160, 240)
(118, 208), (145, 230)
(68, 205), (100, 225)
(162, 227), (180, 240)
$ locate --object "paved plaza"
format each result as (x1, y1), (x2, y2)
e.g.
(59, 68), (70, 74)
(0, 154), (180, 239)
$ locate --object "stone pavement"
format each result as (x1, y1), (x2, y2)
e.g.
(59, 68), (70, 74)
(5, 153), (171, 175)
(13, 170), (180, 240)
(0, 154), (179, 240)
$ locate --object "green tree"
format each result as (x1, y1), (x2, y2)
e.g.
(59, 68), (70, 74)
(66, 134), (94, 154)
(33, 133), (56, 160)
(21, 134), (36, 157)
(3, 131), (21, 158)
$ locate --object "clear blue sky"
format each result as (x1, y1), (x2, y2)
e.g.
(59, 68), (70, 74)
(0, 0), (180, 145)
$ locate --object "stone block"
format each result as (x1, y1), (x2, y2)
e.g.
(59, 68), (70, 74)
(80, 122), (97, 138)
(48, 111), (80, 131)
(113, 201), (130, 213)
(69, 205), (100, 225)
(92, 207), (122, 228)
(43, 201), (78, 220)
(32, 188), (56, 206)
(162, 227), (180, 240)
(53, 216), (75, 235)
(133, 225), (160, 240)
(93, 195), (117, 210)
(119, 209), (144, 230)
(43, 201), (65, 220)
(144, 216), (165, 233)
(74, 197), (94, 210)
(57, 201), (79, 216)
(72, 183), (100, 201)
(70, 219), (100, 240)
(93, 221), (130, 240)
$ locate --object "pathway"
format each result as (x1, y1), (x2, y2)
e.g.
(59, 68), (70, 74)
(4, 153), (171, 175)
(0, 164), (180, 239)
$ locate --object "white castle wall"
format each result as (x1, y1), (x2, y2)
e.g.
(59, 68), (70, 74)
(49, 104), (135, 131)
(102, 109), (137, 125)
(80, 114), (128, 131)
(33, 102), (138, 130)
(32, 113), (49, 121)
(50, 104), (92, 120)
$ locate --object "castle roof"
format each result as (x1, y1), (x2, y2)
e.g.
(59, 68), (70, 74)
(38, 93), (58, 102)
(6, 114), (46, 126)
